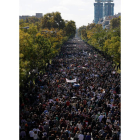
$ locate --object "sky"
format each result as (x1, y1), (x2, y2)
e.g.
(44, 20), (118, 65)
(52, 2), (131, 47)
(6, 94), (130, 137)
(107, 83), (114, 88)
(19, 0), (121, 28)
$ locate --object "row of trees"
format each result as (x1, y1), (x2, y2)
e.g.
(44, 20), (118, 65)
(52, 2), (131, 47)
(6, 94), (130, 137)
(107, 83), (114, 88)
(20, 12), (76, 88)
(78, 17), (121, 67)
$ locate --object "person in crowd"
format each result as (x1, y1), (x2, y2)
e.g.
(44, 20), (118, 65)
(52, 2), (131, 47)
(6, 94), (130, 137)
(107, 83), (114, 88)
(61, 132), (68, 140)
(29, 129), (34, 140)
(33, 131), (39, 140)
(85, 132), (91, 140)
(20, 129), (26, 140)
(20, 38), (120, 140)
(78, 131), (84, 140)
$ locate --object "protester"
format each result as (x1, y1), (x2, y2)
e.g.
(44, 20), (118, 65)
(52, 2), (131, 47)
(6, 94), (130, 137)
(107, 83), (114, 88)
(20, 129), (26, 140)
(20, 37), (120, 140)
(29, 129), (34, 140)
(33, 131), (39, 140)
(78, 131), (84, 140)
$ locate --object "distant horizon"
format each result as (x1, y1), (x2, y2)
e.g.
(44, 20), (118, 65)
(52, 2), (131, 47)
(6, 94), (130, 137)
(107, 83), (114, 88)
(19, 11), (121, 16)
(19, 0), (121, 28)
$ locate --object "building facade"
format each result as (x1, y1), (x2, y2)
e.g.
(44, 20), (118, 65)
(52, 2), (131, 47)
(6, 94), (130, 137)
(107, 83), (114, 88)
(104, 3), (114, 17)
(94, 3), (103, 24)
(94, 0), (114, 24)
(19, 13), (43, 20)
(97, 13), (121, 29)
(19, 15), (31, 20)
(36, 13), (43, 18)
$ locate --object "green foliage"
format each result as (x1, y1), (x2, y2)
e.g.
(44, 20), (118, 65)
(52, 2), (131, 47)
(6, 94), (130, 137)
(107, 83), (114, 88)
(41, 12), (65, 29)
(86, 23), (96, 30)
(27, 24), (38, 37)
(81, 29), (88, 41)
(64, 20), (76, 37)
(19, 19), (29, 28)
(20, 12), (76, 88)
(78, 16), (121, 65)
(110, 16), (121, 29)
(78, 26), (86, 37)
(28, 16), (41, 24)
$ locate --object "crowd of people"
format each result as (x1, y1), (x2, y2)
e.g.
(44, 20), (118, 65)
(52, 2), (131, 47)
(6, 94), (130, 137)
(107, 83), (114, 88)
(20, 37), (121, 140)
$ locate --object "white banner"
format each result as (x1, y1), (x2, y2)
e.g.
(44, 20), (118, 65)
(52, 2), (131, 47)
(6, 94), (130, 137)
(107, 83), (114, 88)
(66, 78), (76, 83)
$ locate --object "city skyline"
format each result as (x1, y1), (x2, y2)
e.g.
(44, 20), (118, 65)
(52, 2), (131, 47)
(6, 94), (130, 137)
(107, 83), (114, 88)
(19, 0), (121, 28)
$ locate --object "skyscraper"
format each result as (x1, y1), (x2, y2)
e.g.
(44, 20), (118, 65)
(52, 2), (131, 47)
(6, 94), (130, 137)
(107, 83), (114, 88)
(104, 3), (114, 17)
(94, 2), (103, 24)
(94, 0), (114, 24)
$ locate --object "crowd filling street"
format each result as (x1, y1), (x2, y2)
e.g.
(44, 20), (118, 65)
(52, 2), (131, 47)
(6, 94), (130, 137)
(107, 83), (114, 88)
(20, 37), (121, 140)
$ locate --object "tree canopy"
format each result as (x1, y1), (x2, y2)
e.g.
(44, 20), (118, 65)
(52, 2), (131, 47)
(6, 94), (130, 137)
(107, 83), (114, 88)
(41, 12), (65, 29)
(78, 17), (121, 66)
(19, 12), (76, 89)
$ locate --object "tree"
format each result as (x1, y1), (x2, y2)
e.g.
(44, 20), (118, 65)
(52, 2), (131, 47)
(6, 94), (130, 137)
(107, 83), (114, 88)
(78, 16), (121, 66)
(110, 16), (121, 29)
(19, 19), (29, 28)
(103, 36), (120, 64)
(81, 29), (88, 41)
(78, 26), (86, 37)
(64, 20), (76, 37)
(28, 16), (40, 24)
(27, 24), (38, 37)
(20, 12), (77, 89)
(86, 23), (96, 30)
(41, 12), (65, 30)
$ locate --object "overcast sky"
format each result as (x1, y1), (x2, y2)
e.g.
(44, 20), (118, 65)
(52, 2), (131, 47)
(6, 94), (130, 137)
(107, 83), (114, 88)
(19, 0), (121, 28)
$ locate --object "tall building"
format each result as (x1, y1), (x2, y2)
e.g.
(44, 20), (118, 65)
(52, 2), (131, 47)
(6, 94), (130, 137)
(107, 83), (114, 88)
(104, 3), (114, 17)
(94, 3), (103, 24)
(94, 0), (114, 24)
